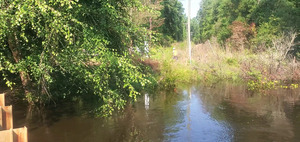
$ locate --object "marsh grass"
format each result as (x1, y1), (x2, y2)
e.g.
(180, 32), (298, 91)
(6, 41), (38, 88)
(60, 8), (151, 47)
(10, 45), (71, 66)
(150, 45), (197, 88)
(151, 34), (300, 90)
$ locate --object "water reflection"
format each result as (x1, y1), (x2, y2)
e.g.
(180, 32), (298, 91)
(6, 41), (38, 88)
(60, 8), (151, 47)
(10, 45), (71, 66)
(197, 84), (300, 142)
(145, 93), (150, 110)
(12, 83), (300, 142)
(164, 87), (233, 142)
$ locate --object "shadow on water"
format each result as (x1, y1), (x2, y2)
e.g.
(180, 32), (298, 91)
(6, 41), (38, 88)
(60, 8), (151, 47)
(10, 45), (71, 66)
(12, 83), (300, 142)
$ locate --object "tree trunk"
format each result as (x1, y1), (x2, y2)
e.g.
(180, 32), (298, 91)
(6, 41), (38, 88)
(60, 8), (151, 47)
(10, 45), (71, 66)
(7, 31), (32, 98)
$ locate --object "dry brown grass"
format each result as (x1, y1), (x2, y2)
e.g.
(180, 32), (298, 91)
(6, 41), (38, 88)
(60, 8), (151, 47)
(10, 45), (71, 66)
(141, 58), (160, 72)
(173, 34), (300, 83)
(133, 57), (160, 73)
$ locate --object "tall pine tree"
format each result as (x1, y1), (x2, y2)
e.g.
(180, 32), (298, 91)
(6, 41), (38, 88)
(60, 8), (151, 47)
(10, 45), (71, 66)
(161, 0), (184, 41)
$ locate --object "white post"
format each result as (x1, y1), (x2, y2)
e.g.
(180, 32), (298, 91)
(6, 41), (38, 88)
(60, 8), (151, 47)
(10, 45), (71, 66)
(188, 0), (191, 64)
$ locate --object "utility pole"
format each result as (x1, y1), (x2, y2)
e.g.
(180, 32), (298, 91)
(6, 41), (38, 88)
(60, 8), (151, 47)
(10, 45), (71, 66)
(188, 0), (191, 64)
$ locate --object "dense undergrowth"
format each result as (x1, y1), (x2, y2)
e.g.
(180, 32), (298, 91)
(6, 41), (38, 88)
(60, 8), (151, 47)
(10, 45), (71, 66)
(185, 0), (300, 91)
(151, 35), (300, 92)
(0, 0), (169, 116)
(150, 44), (197, 89)
(1, 0), (299, 117)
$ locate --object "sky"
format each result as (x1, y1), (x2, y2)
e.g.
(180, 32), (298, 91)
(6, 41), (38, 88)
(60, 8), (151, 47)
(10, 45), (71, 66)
(179, 0), (202, 18)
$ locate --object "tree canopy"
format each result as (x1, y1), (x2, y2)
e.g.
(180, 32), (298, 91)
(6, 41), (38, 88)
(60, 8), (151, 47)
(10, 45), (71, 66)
(160, 0), (185, 41)
(0, 0), (150, 114)
(192, 0), (299, 49)
(0, 0), (186, 115)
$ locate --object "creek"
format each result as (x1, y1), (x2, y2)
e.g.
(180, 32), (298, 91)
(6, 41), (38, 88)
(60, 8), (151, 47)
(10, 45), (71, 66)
(13, 83), (300, 142)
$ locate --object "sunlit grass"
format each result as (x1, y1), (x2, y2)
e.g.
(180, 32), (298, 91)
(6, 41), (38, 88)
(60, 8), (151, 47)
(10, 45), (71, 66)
(151, 37), (300, 90)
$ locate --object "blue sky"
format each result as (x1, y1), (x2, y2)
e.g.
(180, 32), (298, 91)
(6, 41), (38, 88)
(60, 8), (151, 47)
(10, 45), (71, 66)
(179, 0), (202, 18)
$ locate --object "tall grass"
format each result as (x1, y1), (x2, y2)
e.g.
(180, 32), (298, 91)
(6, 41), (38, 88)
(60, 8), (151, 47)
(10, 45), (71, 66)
(150, 45), (198, 88)
(150, 32), (300, 91)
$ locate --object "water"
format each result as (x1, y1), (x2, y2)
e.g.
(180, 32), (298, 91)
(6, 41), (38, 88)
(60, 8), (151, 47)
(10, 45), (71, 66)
(13, 83), (300, 142)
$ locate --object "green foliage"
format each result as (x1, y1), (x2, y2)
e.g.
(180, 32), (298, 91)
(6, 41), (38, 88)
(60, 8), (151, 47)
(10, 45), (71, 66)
(216, 26), (232, 45)
(253, 18), (281, 46)
(0, 0), (155, 115)
(156, 34), (174, 47)
(191, 18), (200, 43)
(193, 0), (299, 46)
(247, 69), (299, 91)
(289, 84), (299, 89)
(193, 0), (238, 44)
(225, 57), (238, 66)
(151, 46), (197, 88)
(160, 0), (184, 41)
(247, 78), (279, 91)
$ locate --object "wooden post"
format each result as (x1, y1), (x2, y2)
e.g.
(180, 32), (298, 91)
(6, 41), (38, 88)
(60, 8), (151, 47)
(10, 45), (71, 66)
(0, 129), (13, 142)
(0, 93), (13, 130)
(0, 106), (2, 130)
(0, 127), (28, 142)
(0, 93), (4, 107)
(0, 93), (28, 142)
(2, 106), (13, 130)
(13, 127), (28, 142)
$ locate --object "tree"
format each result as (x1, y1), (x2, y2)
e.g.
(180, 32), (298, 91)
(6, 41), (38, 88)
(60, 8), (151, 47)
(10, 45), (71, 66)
(0, 0), (79, 102)
(193, 0), (299, 48)
(0, 0), (153, 115)
(191, 17), (200, 43)
(131, 0), (164, 48)
(160, 0), (184, 41)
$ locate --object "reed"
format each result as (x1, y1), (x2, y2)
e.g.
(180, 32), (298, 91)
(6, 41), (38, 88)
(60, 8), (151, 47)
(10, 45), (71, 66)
(151, 34), (300, 90)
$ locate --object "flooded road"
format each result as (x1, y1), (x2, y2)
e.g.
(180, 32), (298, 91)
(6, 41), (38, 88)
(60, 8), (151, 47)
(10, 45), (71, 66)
(13, 83), (300, 142)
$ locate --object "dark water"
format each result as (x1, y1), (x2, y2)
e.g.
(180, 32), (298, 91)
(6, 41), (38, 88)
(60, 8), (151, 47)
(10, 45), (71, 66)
(13, 83), (300, 142)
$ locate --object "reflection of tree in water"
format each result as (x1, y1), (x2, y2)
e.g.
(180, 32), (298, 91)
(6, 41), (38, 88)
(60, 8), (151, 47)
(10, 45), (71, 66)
(289, 100), (300, 141)
(196, 83), (300, 142)
(15, 84), (300, 141)
(104, 90), (183, 141)
(14, 90), (185, 141)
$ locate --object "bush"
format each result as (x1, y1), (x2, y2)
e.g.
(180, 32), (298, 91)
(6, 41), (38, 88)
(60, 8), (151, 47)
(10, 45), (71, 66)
(150, 45), (197, 89)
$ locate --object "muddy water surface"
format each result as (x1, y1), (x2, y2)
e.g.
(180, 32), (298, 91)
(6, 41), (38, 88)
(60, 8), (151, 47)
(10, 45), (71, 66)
(13, 83), (300, 142)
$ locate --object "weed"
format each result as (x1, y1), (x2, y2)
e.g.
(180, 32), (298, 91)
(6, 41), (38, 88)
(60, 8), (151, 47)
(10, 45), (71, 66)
(151, 33), (299, 91)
